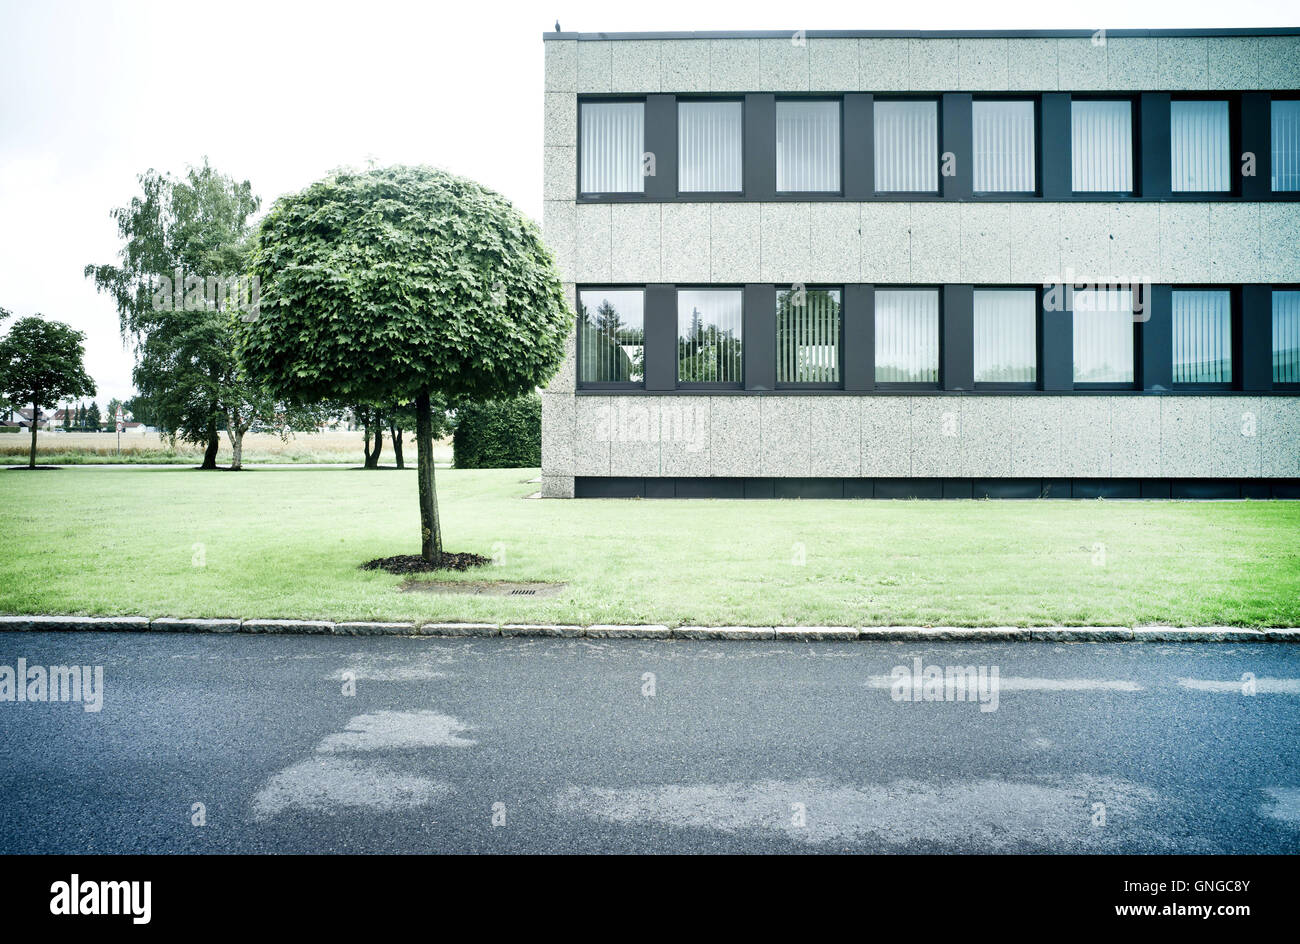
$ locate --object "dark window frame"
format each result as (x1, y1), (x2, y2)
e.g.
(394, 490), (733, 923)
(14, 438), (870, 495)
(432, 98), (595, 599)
(1072, 285), (1141, 391)
(577, 97), (649, 199)
(972, 285), (1043, 391)
(773, 95), (846, 197)
(872, 284), (944, 390)
(575, 284), (649, 391)
(1069, 94), (1140, 198)
(774, 284), (846, 390)
(970, 96), (1042, 197)
(1271, 284), (1300, 391)
(675, 284), (746, 390)
(1170, 284), (1239, 391)
(1168, 94), (1239, 198)
(872, 95), (944, 197)
(676, 96), (746, 197)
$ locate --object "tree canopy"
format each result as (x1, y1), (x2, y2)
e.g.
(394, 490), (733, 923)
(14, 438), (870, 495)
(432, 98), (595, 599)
(241, 165), (571, 563)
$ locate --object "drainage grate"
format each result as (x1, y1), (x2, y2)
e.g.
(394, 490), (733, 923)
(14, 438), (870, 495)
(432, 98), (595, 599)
(399, 580), (567, 597)
(510, 589), (537, 596)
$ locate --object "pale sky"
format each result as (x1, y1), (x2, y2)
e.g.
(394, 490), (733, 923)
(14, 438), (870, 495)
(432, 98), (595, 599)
(0, 0), (1293, 406)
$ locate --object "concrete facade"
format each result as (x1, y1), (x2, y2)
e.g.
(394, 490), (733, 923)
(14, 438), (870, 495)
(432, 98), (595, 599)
(540, 29), (1300, 499)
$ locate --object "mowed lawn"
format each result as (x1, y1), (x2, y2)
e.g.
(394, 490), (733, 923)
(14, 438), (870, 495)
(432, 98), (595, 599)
(1, 466), (1298, 627)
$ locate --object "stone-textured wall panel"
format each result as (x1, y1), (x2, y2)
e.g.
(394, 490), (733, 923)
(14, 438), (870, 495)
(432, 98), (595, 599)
(809, 399), (862, 476)
(710, 398), (762, 476)
(661, 204), (711, 283)
(861, 398), (912, 475)
(610, 204), (661, 283)
(910, 398), (962, 477)
(710, 204), (762, 282)
(759, 397), (812, 475)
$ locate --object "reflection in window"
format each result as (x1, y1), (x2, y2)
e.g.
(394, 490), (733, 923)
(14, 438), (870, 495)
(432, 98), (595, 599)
(578, 289), (645, 384)
(777, 288), (841, 384)
(875, 289), (939, 383)
(678, 289), (743, 384)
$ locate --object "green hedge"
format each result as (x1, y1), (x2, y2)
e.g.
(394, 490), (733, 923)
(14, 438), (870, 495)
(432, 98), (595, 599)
(452, 394), (541, 469)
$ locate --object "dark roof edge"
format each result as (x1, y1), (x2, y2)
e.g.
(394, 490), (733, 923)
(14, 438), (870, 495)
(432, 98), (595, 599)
(543, 27), (1300, 41)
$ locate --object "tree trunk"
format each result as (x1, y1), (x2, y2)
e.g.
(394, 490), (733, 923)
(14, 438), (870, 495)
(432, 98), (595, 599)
(201, 424), (219, 470)
(416, 392), (442, 565)
(390, 422), (404, 469)
(362, 409), (383, 469)
(28, 398), (38, 469)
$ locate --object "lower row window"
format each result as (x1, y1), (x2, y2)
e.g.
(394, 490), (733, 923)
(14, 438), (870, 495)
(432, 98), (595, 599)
(576, 287), (1297, 389)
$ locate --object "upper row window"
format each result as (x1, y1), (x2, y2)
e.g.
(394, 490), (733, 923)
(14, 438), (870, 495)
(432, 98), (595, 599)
(580, 97), (1300, 197)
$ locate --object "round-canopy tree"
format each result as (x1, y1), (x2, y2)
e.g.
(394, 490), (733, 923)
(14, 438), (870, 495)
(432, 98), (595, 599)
(241, 166), (571, 565)
(0, 314), (96, 469)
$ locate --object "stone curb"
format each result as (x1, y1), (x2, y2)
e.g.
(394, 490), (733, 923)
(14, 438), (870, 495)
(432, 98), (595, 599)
(0, 615), (1296, 641)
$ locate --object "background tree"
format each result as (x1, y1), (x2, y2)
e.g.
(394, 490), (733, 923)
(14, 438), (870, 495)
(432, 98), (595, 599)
(242, 165), (570, 564)
(85, 401), (102, 431)
(0, 317), (96, 467)
(354, 403), (385, 469)
(84, 159), (271, 469)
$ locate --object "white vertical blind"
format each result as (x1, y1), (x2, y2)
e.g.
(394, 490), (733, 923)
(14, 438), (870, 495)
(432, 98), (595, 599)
(776, 100), (841, 192)
(974, 289), (1037, 382)
(1071, 100), (1133, 193)
(1073, 288), (1134, 383)
(1170, 100), (1230, 192)
(875, 289), (939, 383)
(777, 289), (841, 383)
(677, 289), (744, 383)
(972, 101), (1036, 193)
(678, 101), (743, 192)
(578, 290), (646, 384)
(874, 100), (938, 193)
(1274, 291), (1300, 383)
(1172, 290), (1232, 384)
(1272, 100), (1300, 192)
(580, 102), (644, 194)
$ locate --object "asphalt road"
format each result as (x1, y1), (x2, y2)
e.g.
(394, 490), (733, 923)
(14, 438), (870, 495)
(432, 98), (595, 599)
(1, 632), (1297, 853)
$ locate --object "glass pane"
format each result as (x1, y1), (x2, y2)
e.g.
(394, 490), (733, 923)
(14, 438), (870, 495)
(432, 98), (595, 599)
(1272, 100), (1300, 192)
(974, 289), (1037, 382)
(1274, 291), (1300, 383)
(874, 100), (938, 192)
(678, 289), (743, 384)
(777, 289), (841, 383)
(1071, 100), (1133, 192)
(972, 100), (1036, 192)
(776, 100), (841, 192)
(678, 101), (743, 192)
(1171, 100), (1230, 192)
(875, 289), (939, 383)
(577, 290), (645, 384)
(1172, 290), (1232, 384)
(580, 102), (644, 194)
(1072, 288), (1134, 383)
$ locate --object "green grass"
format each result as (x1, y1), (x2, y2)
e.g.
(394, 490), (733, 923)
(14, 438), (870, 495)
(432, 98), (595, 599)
(2, 466), (1298, 627)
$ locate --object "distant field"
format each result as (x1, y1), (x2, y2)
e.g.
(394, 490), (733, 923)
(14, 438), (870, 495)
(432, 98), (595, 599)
(0, 430), (453, 466)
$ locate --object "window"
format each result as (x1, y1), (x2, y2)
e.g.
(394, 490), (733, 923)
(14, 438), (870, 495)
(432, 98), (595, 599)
(974, 289), (1037, 383)
(577, 289), (644, 385)
(776, 100), (841, 192)
(1172, 290), (1232, 385)
(678, 100), (743, 193)
(579, 101), (644, 194)
(874, 100), (938, 193)
(875, 289), (939, 384)
(777, 288), (841, 384)
(1275, 291), (1300, 384)
(1272, 99), (1300, 192)
(1071, 100), (1133, 193)
(1171, 100), (1230, 192)
(1073, 288), (1134, 384)
(972, 100), (1036, 193)
(678, 289), (743, 384)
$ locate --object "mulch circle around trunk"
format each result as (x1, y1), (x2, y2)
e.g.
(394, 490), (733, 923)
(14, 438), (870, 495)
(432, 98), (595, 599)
(7, 466), (62, 470)
(361, 553), (490, 574)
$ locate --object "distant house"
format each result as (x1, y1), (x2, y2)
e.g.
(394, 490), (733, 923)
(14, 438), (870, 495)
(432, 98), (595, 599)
(11, 408), (48, 429)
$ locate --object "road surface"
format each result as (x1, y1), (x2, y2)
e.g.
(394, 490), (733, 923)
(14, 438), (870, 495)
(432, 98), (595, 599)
(1, 632), (1297, 853)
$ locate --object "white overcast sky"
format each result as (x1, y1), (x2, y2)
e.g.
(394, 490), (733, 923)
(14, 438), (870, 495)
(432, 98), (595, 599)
(0, 0), (1294, 405)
